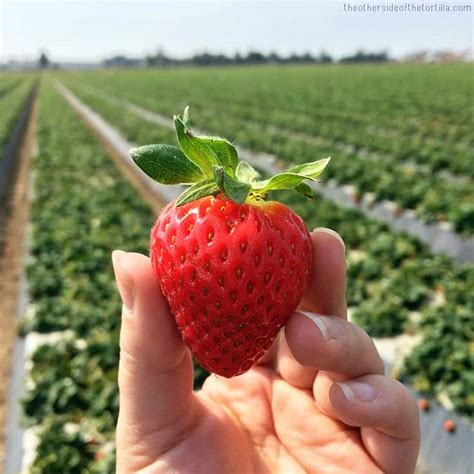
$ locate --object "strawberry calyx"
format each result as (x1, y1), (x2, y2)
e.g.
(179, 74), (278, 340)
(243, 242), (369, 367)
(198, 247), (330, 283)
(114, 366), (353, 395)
(130, 107), (330, 206)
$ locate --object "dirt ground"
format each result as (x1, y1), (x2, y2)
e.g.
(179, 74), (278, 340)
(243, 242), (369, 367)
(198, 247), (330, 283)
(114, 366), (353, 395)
(0, 96), (36, 470)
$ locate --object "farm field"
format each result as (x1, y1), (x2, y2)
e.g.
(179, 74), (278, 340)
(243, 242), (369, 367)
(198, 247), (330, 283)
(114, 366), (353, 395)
(58, 69), (473, 411)
(62, 64), (474, 235)
(0, 64), (473, 472)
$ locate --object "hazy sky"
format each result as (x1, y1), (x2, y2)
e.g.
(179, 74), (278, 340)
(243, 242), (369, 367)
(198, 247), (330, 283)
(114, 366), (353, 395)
(1, 1), (472, 62)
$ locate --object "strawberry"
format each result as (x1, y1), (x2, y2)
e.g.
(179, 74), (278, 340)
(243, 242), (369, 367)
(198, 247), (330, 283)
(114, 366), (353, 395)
(418, 398), (430, 411)
(149, 195), (312, 376)
(443, 419), (455, 433)
(131, 108), (330, 377)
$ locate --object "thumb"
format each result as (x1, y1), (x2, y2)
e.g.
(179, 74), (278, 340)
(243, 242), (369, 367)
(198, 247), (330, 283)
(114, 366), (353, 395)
(112, 251), (196, 461)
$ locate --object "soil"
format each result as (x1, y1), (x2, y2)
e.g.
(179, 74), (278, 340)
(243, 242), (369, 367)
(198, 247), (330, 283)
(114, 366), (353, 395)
(0, 94), (37, 470)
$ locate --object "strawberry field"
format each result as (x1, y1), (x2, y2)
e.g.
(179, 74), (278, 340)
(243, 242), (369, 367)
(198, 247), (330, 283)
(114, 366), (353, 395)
(62, 64), (474, 234)
(1, 64), (473, 472)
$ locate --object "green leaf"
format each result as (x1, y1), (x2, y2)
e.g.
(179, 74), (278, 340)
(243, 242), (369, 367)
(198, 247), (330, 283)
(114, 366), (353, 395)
(213, 166), (250, 204)
(175, 116), (216, 174)
(294, 182), (314, 199)
(183, 106), (190, 125)
(252, 172), (306, 192)
(130, 144), (203, 184)
(176, 179), (220, 206)
(235, 160), (261, 183)
(251, 157), (330, 194)
(205, 138), (239, 171)
(131, 108), (330, 207)
(175, 116), (238, 175)
(285, 158), (331, 180)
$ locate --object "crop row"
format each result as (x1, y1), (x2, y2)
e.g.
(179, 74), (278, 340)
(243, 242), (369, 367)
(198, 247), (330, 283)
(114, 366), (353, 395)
(56, 78), (473, 420)
(66, 65), (472, 146)
(22, 82), (207, 472)
(0, 76), (23, 98)
(63, 75), (474, 236)
(0, 78), (36, 160)
(62, 64), (473, 177)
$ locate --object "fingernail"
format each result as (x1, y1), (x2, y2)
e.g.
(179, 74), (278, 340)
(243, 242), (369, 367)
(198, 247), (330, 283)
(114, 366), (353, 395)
(112, 250), (134, 311)
(297, 311), (343, 341)
(313, 227), (345, 253)
(336, 381), (377, 405)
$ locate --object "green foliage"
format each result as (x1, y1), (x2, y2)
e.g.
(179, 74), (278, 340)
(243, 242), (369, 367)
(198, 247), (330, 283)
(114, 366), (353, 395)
(61, 64), (474, 234)
(402, 305), (474, 420)
(352, 296), (409, 338)
(175, 178), (219, 206)
(175, 113), (238, 174)
(130, 144), (202, 184)
(133, 109), (329, 205)
(0, 77), (36, 157)
(30, 420), (97, 474)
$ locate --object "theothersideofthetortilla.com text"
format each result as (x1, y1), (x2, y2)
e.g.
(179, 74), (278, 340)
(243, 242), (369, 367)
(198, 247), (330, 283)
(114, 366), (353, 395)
(343, 2), (472, 13)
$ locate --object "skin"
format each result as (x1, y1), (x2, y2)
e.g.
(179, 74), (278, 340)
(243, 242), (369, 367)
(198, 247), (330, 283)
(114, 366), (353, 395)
(112, 228), (420, 474)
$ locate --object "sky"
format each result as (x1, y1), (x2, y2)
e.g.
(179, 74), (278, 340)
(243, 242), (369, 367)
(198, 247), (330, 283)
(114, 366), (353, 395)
(0, 1), (472, 62)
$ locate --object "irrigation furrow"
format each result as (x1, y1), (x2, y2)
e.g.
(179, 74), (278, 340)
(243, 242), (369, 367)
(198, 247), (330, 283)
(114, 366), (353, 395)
(65, 80), (474, 264)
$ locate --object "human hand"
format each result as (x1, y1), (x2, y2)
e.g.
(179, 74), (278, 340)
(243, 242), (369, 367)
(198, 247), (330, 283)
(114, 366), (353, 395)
(112, 228), (420, 473)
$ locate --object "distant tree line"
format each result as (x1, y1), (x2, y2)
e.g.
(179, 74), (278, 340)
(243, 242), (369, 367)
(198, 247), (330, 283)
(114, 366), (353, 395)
(143, 50), (335, 67)
(4, 48), (462, 72)
(340, 50), (389, 63)
(102, 49), (390, 68)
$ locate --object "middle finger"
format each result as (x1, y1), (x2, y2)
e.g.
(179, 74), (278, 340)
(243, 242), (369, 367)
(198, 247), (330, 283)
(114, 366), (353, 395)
(279, 311), (384, 388)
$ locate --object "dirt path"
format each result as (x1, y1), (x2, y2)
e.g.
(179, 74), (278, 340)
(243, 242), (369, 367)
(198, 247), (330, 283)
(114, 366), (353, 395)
(0, 92), (37, 470)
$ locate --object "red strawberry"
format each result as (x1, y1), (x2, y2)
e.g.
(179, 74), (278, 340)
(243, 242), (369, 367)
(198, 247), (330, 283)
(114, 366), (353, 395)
(131, 107), (330, 377)
(443, 419), (455, 433)
(418, 398), (430, 411)
(150, 195), (312, 376)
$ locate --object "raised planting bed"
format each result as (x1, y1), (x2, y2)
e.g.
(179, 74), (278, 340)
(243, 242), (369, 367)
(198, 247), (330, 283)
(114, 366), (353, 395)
(0, 79), (38, 206)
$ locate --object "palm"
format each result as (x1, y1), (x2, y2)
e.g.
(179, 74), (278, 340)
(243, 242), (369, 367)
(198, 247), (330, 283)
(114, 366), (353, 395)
(143, 367), (379, 474)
